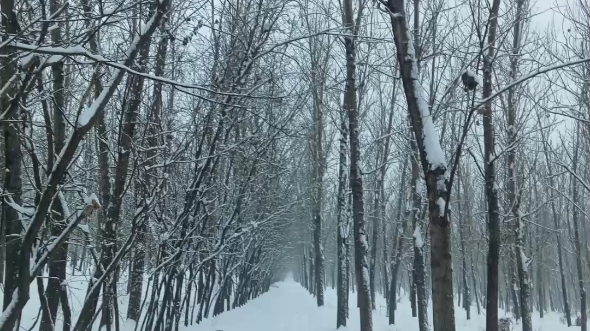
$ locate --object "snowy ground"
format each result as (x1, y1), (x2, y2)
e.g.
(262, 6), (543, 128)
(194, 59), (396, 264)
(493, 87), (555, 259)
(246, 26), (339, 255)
(1, 270), (572, 331)
(188, 278), (571, 331)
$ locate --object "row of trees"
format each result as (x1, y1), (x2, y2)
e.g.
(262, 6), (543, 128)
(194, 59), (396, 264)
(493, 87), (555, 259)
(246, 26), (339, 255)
(290, 1), (590, 331)
(0, 0), (306, 330)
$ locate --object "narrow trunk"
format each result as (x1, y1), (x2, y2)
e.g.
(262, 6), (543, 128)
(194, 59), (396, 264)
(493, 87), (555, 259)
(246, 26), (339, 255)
(370, 176), (379, 310)
(41, 0), (69, 327)
(538, 112), (571, 325)
(458, 175), (471, 320)
(389, 188), (409, 324)
(481, 1), (503, 330)
(336, 97), (349, 328)
(506, 0), (531, 328)
(128, 14), (169, 321)
(572, 130), (587, 331)
(388, 155), (408, 323)
(410, 6), (429, 329)
(342, 0), (371, 329)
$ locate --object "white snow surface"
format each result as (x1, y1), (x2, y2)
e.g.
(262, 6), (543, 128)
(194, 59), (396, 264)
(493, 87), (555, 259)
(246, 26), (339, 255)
(190, 277), (568, 331)
(0, 271), (569, 331)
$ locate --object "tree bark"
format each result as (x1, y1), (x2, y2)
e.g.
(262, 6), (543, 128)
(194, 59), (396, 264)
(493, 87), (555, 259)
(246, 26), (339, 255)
(41, 0), (69, 328)
(572, 129), (587, 331)
(312, 78), (325, 307)
(342, 0), (371, 329)
(506, 0), (531, 328)
(336, 104), (349, 328)
(386, 1), (456, 331)
(481, 0), (502, 330)
(458, 173), (471, 320)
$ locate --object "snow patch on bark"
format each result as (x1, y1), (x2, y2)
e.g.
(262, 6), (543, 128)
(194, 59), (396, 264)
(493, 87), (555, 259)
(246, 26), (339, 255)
(413, 226), (424, 249)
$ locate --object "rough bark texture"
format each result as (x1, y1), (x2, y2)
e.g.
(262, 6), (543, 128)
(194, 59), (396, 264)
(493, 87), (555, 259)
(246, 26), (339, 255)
(386, 1), (456, 330)
(312, 81), (324, 307)
(481, 0), (502, 330)
(506, 0), (531, 328)
(336, 107), (349, 328)
(1, 0), (21, 314)
(342, 0), (371, 329)
(410, 6), (429, 329)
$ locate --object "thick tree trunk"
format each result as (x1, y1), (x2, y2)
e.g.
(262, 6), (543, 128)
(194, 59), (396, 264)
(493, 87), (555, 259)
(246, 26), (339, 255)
(386, 2), (455, 331)
(1, 0), (21, 314)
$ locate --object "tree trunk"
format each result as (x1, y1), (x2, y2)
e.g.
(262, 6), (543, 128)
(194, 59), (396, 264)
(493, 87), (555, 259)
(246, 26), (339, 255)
(312, 94), (324, 307)
(481, 1), (502, 330)
(386, 2), (456, 331)
(41, 0), (69, 327)
(342, 0), (371, 329)
(389, 196), (409, 325)
(458, 174), (471, 320)
(506, 0), (532, 328)
(572, 129), (587, 331)
(1, 0), (22, 314)
(537, 112), (571, 326)
(370, 175), (379, 310)
(336, 94), (349, 328)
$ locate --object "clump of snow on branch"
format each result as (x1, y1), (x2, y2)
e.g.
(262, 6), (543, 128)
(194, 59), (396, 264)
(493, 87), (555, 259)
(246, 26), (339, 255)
(403, 20), (446, 171)
(82, 193), (101, 216)
(464, 69), (483, 86)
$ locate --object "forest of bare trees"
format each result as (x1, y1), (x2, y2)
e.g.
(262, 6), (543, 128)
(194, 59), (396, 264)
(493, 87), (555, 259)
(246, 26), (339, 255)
(0, 0), (588, 330)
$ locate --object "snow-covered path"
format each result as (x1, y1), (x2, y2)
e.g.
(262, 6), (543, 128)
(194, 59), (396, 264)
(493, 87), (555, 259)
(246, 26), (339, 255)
(184, 278), (569, 331)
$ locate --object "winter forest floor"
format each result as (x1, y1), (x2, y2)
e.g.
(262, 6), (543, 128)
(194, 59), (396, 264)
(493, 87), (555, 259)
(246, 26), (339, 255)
(1, 273), (570, 331)
(187, 278), (568, 331)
